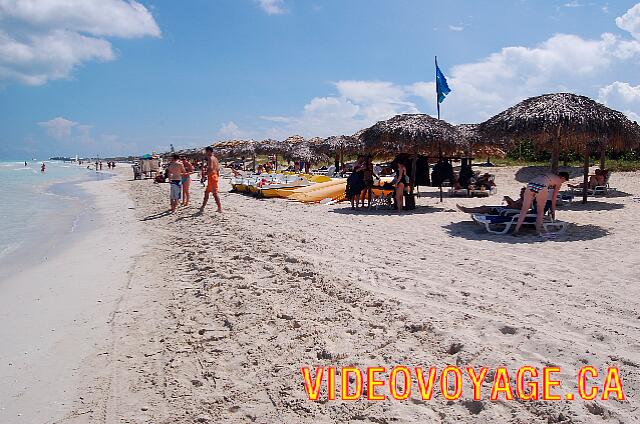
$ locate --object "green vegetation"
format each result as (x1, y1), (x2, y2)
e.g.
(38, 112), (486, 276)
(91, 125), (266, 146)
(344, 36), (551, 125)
(493, 139), (640, 171)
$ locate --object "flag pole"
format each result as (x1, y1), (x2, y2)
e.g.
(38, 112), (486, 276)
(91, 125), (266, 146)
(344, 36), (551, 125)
(435, 56), (441, 120)
(435, 55), (443, 202)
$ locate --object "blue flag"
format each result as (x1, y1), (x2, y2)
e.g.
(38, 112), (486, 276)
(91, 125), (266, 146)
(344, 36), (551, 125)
(435, 58), (451, 104)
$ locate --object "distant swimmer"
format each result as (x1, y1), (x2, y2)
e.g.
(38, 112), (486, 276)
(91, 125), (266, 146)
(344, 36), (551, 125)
(199, 146), (222, 213)
(41, 162), (45, 172)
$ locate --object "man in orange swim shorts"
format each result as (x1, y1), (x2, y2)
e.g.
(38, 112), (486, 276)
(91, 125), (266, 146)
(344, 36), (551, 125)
(200, 146), (222, 213)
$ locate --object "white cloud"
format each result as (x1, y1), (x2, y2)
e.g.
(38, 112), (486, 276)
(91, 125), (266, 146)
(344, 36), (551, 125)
(256, 80), (422, 138)
(0, 0), (160, 85)
(598, 81), (640, 122)
(616, 3), (640, 40)
(409, 31), (640, 123)
(257, 3), (640, 137)
(218, 121), (250, 139)
(0, 30), (115, 85)
(0, 0), (160, 38)
(448, 25), (464, 31)
(38, 117), (78, 139)
(256, 0), (286, 15)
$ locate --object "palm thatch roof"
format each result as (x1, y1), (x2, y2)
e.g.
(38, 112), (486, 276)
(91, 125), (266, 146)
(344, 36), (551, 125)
(359, 114), (465, 156)
(211, 139), (256, 158)
(455, 123), (508, 158)
(281, 135), (329, 163)
(290, 139), (330, 163)
(255, 138), (287, 155)
(471, 145), (507, 159)
(322, 134), (364, 155)
(479, 93), (640, 152)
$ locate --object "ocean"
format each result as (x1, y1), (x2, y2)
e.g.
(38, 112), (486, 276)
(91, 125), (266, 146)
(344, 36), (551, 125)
(0, 160), (111, 281)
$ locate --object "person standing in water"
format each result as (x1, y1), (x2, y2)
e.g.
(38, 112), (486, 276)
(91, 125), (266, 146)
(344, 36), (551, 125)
(167, 154), (187, 213)
(24, 161), (27, 167)
(200, 146), (222, 213)
(514, 171), (569, 235)
(40, 162), (45, 172)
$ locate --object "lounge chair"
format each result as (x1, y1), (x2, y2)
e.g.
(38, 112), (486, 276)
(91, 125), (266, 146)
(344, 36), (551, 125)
(472, 213), (567, 234)
(470, 200), (567, 234)
(569, 172), (615, 196)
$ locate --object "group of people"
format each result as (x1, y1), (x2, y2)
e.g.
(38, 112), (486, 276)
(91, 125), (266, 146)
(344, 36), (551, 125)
(165, 146), (222, 214)
(345, 156), (413, 212)
(90, 161), (116, 171)
(346, 156), (379, 209)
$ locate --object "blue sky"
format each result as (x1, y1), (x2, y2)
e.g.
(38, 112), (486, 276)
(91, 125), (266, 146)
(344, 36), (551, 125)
(1, 0), (640, 159)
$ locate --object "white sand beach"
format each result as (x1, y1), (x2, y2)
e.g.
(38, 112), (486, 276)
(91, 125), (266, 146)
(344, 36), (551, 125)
(0, 174), (143, 423)
(49, 165), (640, 424)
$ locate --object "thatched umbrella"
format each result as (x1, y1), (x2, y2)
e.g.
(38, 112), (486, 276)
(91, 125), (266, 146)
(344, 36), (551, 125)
(455, 123), (507, 163)
(360, 114), (464, 156)
(322, 134), (364, 170)
(211, 139), (256, 169)
(288, 137), (329, 168)
(360, 114), (466, 201)
(479, 92), (640, 203)
(255, 138), (287, 170)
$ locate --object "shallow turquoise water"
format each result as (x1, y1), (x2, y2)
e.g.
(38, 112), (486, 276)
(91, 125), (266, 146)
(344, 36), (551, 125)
(0, 161), (109, 280)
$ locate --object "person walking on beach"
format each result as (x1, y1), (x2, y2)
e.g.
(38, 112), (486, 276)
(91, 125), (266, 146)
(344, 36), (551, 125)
(200, 146), (222, 213)
(40, 162), (45, 173)
(180, 156), (194, 206)
(514, 171), (569, 235)
(167, 156), (184, 209)
(167, 154), (187, 213)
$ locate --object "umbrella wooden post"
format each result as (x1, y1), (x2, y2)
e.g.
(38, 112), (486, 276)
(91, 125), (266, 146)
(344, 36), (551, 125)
(253, 154), (256, 172)
(551, 139), (560, 174)
(409, 154), (417, 195)
(600, 142), (606, 170)
(582, 143), (589, 204)
(438, 146), (444, 203)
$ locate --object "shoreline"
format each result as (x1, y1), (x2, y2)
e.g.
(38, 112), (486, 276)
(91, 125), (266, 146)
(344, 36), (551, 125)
(0, 165), (113, 282)
(0, 171), (144, 423)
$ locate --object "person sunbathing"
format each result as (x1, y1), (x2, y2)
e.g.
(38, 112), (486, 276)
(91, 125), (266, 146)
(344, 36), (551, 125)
(469, 173), (495, 190)
(568, 168), (608, 190)
(456, 187), (525, 214)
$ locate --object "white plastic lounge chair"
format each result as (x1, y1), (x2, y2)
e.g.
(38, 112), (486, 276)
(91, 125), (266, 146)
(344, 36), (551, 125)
(569, 172), (615, 196)
(471, 213), (567, 235)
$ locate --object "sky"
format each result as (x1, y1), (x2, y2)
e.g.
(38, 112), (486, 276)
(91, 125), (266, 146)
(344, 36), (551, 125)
(1, 0), (640, 159)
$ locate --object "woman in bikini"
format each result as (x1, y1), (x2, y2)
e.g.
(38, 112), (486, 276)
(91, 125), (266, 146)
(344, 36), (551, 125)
(395, 162), (409, 213)
(514, 171), (569, 235)
(180, 156), (194, 206)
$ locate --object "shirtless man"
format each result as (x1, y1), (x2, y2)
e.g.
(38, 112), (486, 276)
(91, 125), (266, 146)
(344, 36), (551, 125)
(167, 154), (187, 213)
(200, 146), (222, 213)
